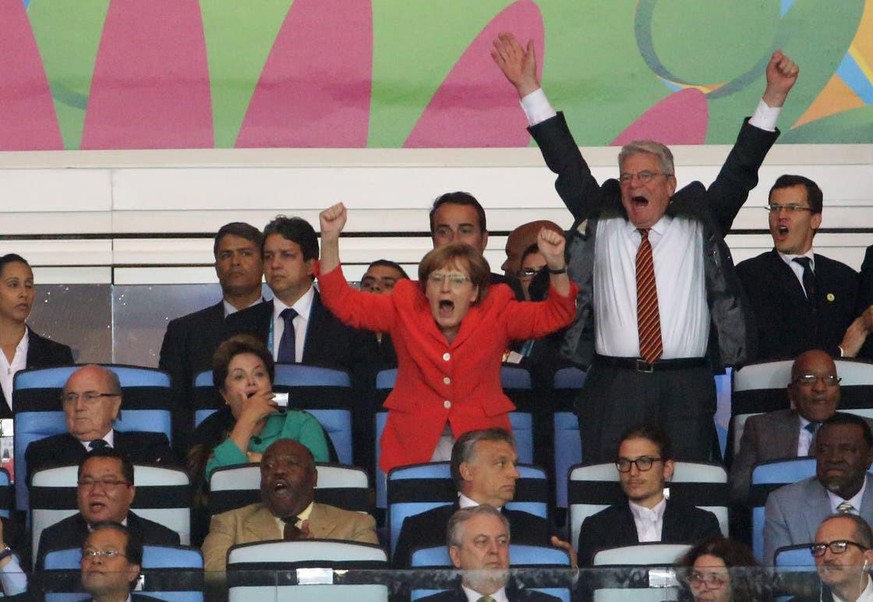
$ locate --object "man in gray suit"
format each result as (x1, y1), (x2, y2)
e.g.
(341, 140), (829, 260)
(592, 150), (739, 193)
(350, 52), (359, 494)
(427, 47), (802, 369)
(731, 349), (843, 503)
(764, 412), (873, 564)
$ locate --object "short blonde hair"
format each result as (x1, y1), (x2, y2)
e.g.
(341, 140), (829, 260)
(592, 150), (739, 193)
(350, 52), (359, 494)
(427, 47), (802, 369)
(418, 243), (490, 302)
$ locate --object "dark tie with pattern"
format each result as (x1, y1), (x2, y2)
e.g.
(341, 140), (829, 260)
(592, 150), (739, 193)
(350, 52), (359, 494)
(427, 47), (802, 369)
(804, 422), (821, 456)
(282, 516), (302, 540)
(88, 440), (109, 451)
(636, 229), (663, 364)
(277, 308), (298, 364)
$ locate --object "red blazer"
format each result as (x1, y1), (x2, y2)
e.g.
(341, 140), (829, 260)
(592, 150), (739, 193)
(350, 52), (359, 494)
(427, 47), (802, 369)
(318, 266), (577, 472)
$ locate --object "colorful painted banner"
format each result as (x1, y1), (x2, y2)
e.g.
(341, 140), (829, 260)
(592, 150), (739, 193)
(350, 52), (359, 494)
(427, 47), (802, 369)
(3, 0), (871, 150)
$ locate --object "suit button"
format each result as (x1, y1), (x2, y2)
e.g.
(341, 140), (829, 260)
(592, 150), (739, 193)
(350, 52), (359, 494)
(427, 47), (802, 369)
(444, 400), (451, 409)
(443, 377), (451, 385)
(442, 353), (451, 361)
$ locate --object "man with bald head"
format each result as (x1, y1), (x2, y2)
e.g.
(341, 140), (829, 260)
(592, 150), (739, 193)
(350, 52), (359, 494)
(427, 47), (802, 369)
(25, 364), (176, 482)
(729, 349), (857, 503)
(202, 438), (378, 572)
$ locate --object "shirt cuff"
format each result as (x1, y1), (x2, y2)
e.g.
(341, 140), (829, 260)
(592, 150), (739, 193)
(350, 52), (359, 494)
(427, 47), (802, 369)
(749, 99), (781, 132)
(520, 88), (557, 127)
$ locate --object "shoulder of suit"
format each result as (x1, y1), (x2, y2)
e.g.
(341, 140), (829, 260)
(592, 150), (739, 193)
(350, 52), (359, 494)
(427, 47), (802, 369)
(167, 301), (225, 326)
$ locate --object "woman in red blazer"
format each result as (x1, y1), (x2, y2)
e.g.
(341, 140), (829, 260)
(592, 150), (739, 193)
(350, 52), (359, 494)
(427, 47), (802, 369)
(317, 203), (577, 473)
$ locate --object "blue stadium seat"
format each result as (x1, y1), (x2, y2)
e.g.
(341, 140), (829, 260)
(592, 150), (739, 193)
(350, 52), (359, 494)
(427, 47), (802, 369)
(750, 458), (817, 562)
(13, 364), (173, 511)
(43, 544), (204, 602)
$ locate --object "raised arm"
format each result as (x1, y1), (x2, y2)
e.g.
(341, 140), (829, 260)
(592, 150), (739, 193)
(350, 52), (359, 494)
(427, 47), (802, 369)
(762, 50), (799, 108)
(318, 202), (346, 275)
(491, 32), (539, 99)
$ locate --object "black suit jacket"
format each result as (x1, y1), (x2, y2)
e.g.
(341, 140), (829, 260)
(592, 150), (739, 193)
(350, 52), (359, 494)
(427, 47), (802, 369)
(419, 582), (560, 602)
(25, 431), (177, 484)
(158, 301), (231, 443)
(0, 329), (73, 419)
(35, 510), (180, 569)
(577, 499), (721, 566)
(736, 250), (858, 360)
(226, 291), (378, 466)
(393, 502), (550, 569)
(860, 244), (873, 311)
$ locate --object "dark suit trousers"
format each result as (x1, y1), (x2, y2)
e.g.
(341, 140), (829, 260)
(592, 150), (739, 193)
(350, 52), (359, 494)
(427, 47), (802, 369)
(576, 361), (717, 463)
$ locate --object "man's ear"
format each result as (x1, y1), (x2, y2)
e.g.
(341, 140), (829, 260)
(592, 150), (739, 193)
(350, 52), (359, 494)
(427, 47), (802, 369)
(448, 545), (462, 569)
(459, 461), (473, 482)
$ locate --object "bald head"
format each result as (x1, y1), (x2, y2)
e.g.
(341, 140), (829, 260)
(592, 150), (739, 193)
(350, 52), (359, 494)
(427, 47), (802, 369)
(789, 350), (840, 423)
(502, 220), (562, 277)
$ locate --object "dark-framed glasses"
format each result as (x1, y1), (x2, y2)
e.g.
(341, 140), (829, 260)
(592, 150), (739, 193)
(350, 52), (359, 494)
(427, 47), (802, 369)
(792, 374), (841, 387)
(61, 391), (119, 405)
(517, 267), (546, 279)
(683, 571), (728, 590)
(616, 456), (662, 473)
(618, 171), (669, 185)
(766, 203), (814, 214)
(810, 540), (869, 557)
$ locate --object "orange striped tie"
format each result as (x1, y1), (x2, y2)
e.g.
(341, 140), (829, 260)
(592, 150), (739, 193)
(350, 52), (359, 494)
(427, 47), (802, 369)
(636, 229), (663, 364)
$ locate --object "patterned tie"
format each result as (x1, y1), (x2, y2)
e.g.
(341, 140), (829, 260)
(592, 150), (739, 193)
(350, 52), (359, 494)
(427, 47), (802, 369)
(837, 501), (857, 514)
(804, 422), (821, 456)
(477, 597), (495, 602)
(282, 516), (302, 540)
(88, 440), (109, 451)
(792, 257), (818, 310)
(636, 229), (663, 364)
(277, 308), (298, 364)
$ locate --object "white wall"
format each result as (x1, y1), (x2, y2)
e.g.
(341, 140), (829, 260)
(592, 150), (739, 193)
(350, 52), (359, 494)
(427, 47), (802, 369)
(1, 143), (871, 285)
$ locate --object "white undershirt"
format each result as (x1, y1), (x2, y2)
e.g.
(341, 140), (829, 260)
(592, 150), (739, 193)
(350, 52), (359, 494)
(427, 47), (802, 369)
(629, 497), (667, 542)
(271, 286), (314, 362)
(460, 584), (508, 602)
(0, 328), (28, 411)
(832, 577), (873, 602)
(77, 429), (115, 450)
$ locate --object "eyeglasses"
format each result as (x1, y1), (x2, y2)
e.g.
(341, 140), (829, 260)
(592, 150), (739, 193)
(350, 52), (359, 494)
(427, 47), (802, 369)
(618, 171), (670, 185)
(427, 272), (471, 288)
(517, 267), (545, 279)
(792, 374), (841, 387)
(61, 392), (119, 405)
(82, 548), (127, 560)
(810, 540), (869, 557)
(77, 478), (131, 490)
(683, 571), (728, 590)
(616, 456), (662, 473)
(766, 203), (814, 214)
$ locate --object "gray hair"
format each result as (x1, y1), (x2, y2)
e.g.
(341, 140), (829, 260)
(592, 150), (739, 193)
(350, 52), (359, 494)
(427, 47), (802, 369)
(446, 504), (510, 549)
(450, 428), (515, 490)
(618, 140), (675, 176)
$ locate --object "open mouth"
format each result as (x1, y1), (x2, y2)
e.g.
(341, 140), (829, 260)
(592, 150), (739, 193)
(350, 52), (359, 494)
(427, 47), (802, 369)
(777, 225), (789, 235)
(272, 480), (289, 494)
(89, 501), (107, 513)
(438, 299), (454, 317)
(632, 196), (649, 207)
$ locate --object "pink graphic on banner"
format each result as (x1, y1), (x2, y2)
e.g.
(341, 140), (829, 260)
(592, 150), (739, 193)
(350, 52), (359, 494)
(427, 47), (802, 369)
(0, 2), (62, 150)
(611, 88), (708, 146)
(236, 0), (373, 148)
(405, 0), (543, 148)
(82, 0), (213, 149)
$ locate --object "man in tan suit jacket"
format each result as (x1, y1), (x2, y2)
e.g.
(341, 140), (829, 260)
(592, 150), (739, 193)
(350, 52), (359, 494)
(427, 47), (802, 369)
(202, 439), (378, 571)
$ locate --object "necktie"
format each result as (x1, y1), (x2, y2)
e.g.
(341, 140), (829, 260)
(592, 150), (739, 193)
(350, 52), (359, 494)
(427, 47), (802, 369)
(837, 501), (856, 514)
(636, 229), (663, 364)
(282, 516), (302, 540)
(477, 597), (495, 602)
(277, 308), (298, 364)
(792, 257), (818, 308)
(88, 440), (109, 451)
(803, 422), (821, 456)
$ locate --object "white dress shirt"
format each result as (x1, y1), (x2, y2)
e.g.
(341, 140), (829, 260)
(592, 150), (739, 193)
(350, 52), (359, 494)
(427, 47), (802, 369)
(629, 497), (667, 542)
(271, 286), (314, 362)
(0, 328), (28, 411)
(778, 249), (816, 297)
(460, 584), (508, 602)
(828, 475), (867, 514)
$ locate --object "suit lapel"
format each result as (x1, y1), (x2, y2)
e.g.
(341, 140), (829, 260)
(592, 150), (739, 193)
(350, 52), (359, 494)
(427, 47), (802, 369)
(768, 249), (808, 306)
(620, 504), (641, 544)
(246, 505), (282, 542)
(302, 292), (323, 363)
